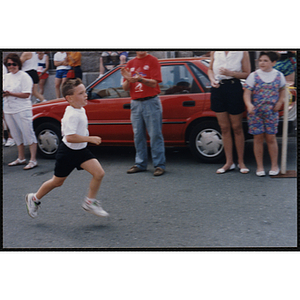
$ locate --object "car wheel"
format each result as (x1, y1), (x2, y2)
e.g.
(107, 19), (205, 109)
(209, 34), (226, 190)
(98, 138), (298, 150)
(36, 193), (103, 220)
(189, 120), (225, 163)
(35, 122), (61, 159)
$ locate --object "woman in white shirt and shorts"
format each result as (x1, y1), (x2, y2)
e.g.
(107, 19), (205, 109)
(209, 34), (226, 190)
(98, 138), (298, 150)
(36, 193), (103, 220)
(208, 51), (251, 174)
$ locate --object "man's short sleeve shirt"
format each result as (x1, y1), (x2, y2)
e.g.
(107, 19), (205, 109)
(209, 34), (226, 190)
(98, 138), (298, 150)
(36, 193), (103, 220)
(126, 54), (162, 99)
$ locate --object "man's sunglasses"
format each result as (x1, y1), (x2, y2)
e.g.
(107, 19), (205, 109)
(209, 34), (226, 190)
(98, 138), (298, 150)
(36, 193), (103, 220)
(7, 63), (17, 67)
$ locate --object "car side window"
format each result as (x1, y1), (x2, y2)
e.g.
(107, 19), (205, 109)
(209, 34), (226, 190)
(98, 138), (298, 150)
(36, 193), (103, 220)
(189, 63), (211, 92)
(159, 64), (201, 95)
(89, 69), (130, 99)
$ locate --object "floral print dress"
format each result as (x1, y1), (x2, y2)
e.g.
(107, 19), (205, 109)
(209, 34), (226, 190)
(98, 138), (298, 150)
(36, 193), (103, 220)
(245, 71), (282, 135)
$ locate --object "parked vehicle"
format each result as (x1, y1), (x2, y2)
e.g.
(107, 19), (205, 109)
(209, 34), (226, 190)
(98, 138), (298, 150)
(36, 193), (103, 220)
(32, 57), (296, 162)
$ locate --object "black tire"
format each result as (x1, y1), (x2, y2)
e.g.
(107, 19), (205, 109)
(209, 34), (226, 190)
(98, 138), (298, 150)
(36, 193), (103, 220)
(35, 122), (61, 159)
(189, 120), (225, 163)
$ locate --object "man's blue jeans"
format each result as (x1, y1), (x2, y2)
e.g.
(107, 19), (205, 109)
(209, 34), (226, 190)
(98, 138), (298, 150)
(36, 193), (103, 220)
(130, 96), (166, 170)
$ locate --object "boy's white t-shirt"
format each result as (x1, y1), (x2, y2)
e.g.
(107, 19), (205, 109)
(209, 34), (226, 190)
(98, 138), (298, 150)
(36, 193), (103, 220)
(62, 106), (89, 150)
(245, 68), (286, 88)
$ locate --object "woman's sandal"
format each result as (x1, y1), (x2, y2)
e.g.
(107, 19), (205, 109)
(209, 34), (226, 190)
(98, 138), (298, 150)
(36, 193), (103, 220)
(269, 169), (280, 176)
(256, 170), (266, 177)
(238, 164), (250, 174)
(8, 158), (26, 166)
(216, 163), (236, 174)
(23, 160), (38, 170)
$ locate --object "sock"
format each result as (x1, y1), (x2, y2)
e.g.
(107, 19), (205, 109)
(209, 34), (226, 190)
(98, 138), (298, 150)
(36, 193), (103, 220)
(33, 194), (40, 202)
(85, 197), (95, 204)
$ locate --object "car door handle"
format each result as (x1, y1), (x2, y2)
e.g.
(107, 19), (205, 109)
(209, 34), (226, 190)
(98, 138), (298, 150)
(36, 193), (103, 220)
(183, 101), (195, 107)
(123, 103), (131, 109)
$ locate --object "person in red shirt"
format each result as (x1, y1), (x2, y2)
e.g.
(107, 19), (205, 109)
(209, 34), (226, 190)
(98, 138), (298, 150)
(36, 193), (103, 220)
(121, 51), (166, 176)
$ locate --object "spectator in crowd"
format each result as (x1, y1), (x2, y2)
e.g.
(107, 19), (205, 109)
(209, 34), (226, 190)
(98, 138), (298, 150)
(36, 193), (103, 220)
(67, 52), (83, 79)
(99, 51), (128, 77)
(121, 51), (166, 176)
(54, 52), (70, 98)
(244, 51), (286, 177)
(36, 52), (49, 96)
(20, 52), (46, 103)
(208, 51), (251, 174)
(3, 53), (38, 170)
(2, 63), (15, 147)
(274, 51), (296, 86)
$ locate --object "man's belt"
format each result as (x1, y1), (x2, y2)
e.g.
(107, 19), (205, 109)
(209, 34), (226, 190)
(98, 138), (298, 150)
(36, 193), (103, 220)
(134, 95), (157, 101)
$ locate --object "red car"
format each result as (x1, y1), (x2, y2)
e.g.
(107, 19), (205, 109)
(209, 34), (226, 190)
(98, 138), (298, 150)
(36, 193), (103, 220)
(32, 57), (296, 162)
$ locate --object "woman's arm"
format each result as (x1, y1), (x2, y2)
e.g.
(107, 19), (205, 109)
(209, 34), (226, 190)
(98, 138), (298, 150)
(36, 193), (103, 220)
(208, 51), (220, 88)
(3, 91), (30, 98)
(243, 88), (254, 114)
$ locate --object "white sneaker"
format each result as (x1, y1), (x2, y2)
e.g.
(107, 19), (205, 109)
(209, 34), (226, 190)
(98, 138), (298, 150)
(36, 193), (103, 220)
(25, 193), (41, 218)
(82, 198), (109, 217)
(5, 138), (15, 147)
(3, 138), (6, 145)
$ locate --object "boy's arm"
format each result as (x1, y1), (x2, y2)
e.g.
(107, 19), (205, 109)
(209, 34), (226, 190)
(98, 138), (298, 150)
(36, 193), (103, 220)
(65, 134), (102, 145)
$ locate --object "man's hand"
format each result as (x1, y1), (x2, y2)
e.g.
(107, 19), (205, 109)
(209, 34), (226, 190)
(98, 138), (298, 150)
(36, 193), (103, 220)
(121, 67), (132, 81)
(121, 67), (140, 83)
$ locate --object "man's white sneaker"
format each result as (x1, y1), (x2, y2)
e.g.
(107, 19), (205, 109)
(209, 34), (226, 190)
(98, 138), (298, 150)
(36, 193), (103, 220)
(5, 138), (15, 147)
(82, 199), (109, 217)
(25, 193), (40, 218)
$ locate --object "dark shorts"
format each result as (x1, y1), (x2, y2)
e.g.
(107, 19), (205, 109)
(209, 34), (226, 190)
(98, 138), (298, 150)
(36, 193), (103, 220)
(210, 79), (245, 115)
(74, 66), (82, 79)
(54, 142), (96, 177)
(26, 69), (39, 84)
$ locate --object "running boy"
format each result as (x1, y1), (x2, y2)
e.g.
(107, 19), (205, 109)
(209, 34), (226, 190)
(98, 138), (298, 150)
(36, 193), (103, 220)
(243, 51), (286, 177)
(25, 78), (109, 218)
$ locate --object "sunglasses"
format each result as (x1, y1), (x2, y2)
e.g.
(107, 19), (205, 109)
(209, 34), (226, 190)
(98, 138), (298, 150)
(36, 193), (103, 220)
(7, 63), (17, 67)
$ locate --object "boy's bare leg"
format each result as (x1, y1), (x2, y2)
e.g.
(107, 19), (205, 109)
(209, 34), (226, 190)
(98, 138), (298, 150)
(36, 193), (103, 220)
(80, 159), (108, 217)
(36, 175), (67, 200)
(80, 159), (105, 199)
(26, 175), (67, 218)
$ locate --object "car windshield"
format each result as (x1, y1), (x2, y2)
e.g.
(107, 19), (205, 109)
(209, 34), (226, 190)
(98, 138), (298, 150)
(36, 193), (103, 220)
(89, 69), (130, 99)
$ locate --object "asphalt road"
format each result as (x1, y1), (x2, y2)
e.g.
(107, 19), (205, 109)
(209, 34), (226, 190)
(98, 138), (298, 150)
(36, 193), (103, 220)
(2, 136), (297, 249)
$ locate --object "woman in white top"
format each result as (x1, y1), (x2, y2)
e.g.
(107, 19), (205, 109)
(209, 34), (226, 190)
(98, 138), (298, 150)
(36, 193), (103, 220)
(3, 53), (38, 170)
(208, 51), (251, 174)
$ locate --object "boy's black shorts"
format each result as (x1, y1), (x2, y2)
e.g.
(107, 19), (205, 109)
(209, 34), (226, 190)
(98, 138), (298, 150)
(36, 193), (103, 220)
(210, 79), (245, 115)
(54, 142), (96, 178)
